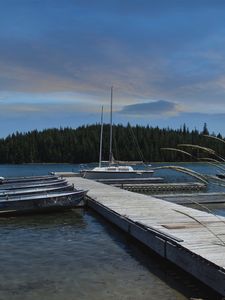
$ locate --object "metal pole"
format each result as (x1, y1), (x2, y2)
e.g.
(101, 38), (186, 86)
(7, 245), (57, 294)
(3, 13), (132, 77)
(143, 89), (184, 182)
(109, 86), (113, 164)
(99, 106), (104, 168)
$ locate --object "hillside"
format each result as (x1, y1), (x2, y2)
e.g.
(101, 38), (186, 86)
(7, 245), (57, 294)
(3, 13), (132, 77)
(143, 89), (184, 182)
(0, 123), (223, 164)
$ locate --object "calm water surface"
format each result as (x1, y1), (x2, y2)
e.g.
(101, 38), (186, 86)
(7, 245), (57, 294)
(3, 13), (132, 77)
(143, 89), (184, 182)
(0, 163), (224, 299)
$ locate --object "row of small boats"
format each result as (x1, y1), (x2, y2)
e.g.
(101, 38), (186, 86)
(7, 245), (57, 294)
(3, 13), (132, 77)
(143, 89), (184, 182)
(0, 175), (87, 216)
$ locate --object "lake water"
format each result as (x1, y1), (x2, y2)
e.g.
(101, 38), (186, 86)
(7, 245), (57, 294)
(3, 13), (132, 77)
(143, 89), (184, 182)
(0, 163), (224, 299)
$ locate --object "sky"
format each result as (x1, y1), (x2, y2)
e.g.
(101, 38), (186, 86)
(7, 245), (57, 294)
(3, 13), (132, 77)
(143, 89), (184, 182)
(1, 0), (225, 137)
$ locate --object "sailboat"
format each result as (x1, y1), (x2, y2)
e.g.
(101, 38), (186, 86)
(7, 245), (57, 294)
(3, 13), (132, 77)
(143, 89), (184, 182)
(80, 87), (154, 179)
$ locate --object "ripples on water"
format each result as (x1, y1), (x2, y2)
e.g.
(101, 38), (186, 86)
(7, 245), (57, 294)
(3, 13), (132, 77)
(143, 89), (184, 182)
(0, 210), (222, 300)
(0, 163), (224, 299)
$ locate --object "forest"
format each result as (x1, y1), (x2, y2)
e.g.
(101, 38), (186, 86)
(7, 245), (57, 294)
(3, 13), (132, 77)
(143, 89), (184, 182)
(0, 123), (224, 164)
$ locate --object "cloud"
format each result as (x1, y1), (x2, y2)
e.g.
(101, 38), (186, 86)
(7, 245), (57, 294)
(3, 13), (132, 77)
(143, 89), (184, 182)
(1, 0), (225, 103)
(118, 100), (182, 117)
(0, 95), (8, 101)
(1, 103), (224, 138)
(0, 100), (103, 120)
(1, 0), (225, 135)
(0, 102), (101, 137)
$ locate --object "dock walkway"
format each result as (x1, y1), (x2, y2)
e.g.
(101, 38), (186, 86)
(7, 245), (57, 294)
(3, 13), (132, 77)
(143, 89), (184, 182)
(66, 176), (225, 296)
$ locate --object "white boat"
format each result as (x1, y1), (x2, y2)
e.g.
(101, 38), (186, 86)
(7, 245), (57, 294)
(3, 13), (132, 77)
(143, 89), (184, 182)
(81, 87), (154, 179)
(81, 165), (154, 179)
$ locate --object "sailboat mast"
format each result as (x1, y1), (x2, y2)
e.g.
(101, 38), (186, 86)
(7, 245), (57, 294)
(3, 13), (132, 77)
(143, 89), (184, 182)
(99, 106), (104, 168)
(109, 86), (113, 164)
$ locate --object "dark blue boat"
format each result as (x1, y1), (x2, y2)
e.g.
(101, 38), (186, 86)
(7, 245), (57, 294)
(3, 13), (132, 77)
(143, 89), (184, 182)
(0, 190), (88, 216)
(0, 174), (59, 184)
(0, 175), (88, 216)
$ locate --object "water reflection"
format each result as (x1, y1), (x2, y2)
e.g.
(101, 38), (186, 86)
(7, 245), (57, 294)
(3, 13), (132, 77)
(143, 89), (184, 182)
(89, 209), (222, 300)
(0, 209), (86, 228)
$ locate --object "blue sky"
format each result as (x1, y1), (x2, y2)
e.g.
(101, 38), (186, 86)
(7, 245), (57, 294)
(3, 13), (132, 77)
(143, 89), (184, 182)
(1, 0), (225, 136)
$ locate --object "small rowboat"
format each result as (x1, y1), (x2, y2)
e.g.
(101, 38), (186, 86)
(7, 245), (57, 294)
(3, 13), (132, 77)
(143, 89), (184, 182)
(0, 179), (67, 190)
(0, 175), (59, 184)
(0, 190), (88, 216)
(0, 184), (74, 198)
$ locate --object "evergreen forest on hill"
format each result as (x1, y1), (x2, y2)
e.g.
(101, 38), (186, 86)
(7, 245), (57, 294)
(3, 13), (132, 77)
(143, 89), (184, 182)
(0, 123), (224, 164)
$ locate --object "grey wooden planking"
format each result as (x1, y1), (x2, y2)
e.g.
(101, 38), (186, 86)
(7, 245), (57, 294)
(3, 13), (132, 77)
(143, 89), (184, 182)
(67, 176), (225, 296)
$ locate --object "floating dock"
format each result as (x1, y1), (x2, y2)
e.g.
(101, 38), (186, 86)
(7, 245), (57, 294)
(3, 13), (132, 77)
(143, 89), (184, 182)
(96, 177), (164, 184)
(66, 176), (225, 296)
(96, 177), (206, 192)
(114, 182), (206, 193)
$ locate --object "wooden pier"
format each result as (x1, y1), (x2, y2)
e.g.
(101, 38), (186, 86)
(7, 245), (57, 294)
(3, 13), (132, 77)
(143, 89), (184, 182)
(66, 176), (225, 296)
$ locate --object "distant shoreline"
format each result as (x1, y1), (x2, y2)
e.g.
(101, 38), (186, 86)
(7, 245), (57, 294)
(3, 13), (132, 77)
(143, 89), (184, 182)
(0, 161), (213, 165)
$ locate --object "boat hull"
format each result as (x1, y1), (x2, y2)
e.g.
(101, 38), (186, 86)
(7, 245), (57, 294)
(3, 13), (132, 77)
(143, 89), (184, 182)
(0, 184), (74, 198)
(81, 170), (154, 180)
(0, 179), (67, 190)
(0, 190), (87, 216)
(0, 175), (59, 184)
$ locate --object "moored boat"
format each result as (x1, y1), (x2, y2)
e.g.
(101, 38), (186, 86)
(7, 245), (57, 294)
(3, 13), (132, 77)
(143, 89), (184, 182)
(0, 184), (74, 198)
(0, 190), (88, 216)
(81, 166), (154, 179)
(0, 174), (88, 216)
(0, 179), (67, 190)
(80, 87), (154, 180)
(0, 174), (59, 184)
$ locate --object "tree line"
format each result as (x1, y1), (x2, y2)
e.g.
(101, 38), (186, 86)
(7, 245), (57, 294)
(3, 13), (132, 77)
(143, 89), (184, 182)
(0, 123), (224, 164)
